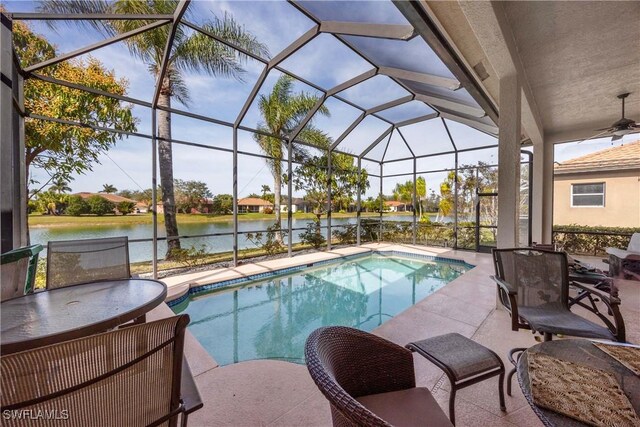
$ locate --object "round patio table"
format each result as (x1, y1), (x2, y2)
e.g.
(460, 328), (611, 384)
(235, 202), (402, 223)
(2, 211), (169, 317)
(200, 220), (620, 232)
(1, 279), (167, 355)
(517, 339), (640, 426)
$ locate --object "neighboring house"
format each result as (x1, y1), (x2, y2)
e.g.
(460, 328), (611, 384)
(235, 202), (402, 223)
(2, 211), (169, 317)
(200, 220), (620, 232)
(279, 197), (310, 214)
(75, 192), (147, 214)
(385, 200), (412, 212)
(553, 140), (640, 227)
(237, 197), (273, 213)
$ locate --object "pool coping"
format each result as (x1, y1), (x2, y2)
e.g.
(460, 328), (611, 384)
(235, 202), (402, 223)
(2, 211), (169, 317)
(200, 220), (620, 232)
(166, 247), (475, 309)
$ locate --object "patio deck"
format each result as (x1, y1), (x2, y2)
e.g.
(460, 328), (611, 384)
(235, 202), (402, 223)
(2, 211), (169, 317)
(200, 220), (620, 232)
(149, 244), (640, 426)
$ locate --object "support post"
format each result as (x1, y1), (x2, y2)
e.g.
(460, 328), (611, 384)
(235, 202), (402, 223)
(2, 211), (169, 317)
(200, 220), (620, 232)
(287, 139), (293, 257)
(357, 158), (362, 246)
(233, 127), (238, 266)
(531, 141), (554, 244)
(413, 158), (417, 245)
(151, 108), (158, 278)
(497, 74), (522, 248)
(453, 152), (459, 249)
(327, 147), (332, 250)
(0, 14), (26, 251)
(379, 163), (383, 243)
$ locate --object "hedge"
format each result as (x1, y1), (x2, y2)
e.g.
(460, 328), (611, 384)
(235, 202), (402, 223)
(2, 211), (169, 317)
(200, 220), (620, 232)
(553, 225), (639, 256)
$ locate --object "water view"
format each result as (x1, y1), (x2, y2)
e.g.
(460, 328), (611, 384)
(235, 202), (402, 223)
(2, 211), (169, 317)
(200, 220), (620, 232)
(30, 215), (442, 262)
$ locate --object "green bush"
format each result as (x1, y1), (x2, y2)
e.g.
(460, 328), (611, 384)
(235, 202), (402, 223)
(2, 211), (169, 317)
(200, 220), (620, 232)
(553, 224), (639, 256)
(87, 195), (115, 216)
(65, 195), (90, 216)
(117, 201), (136, 215)
(300, 221), (326, 249)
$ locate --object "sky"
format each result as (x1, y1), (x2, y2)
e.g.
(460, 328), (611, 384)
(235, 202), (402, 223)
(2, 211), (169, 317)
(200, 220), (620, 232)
(5, 0), (638, 200)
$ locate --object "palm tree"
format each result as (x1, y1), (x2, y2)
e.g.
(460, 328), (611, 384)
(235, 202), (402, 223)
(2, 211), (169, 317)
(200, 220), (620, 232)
(255, 75), (330, 242)
(49, 177), (71, 194)
(260, 184), (271, 199)
(40, 0), (269, 258)
(102, 183), (117, 194)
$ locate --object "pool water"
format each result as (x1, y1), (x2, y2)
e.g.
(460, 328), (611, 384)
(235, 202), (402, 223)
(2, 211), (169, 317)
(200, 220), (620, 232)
(173, 254), (469, 365)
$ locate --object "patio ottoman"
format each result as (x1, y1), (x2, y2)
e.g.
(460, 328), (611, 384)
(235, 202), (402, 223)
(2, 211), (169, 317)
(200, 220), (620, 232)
(406, 333), (505, 425)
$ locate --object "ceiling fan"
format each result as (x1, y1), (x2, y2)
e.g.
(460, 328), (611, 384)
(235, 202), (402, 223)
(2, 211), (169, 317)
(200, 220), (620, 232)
(579, 93), (640, 144)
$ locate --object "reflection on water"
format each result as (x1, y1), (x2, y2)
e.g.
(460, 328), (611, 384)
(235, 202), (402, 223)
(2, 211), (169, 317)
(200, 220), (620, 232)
(29, 215), (435, 262)
(175, 254), (467, 365)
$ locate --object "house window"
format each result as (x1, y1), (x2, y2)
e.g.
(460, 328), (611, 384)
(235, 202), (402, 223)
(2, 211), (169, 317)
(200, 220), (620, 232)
(571, 183), (605, 207)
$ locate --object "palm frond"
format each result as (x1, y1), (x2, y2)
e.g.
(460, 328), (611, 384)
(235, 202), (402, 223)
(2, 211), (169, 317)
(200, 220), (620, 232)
(37, 0), (115, 35)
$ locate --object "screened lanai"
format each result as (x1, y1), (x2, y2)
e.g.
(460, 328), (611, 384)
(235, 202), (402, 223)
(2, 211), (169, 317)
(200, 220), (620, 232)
(1, 0), (532, 278)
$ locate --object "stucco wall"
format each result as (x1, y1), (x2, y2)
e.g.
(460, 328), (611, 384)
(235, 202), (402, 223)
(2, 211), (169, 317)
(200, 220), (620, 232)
(553, 170), (640, 227)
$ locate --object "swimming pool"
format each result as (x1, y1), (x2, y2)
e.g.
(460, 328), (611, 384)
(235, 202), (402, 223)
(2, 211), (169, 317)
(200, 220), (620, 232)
(172, 252), (470, 365)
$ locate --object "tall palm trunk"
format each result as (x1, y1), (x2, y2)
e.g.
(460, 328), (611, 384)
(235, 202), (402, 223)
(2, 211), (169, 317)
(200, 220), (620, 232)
(157, 77), (180, 258)
(273, 169), (283, 243)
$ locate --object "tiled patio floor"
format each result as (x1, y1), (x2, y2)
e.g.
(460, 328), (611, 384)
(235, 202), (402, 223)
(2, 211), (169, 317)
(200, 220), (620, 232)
(149, 243), (640, 427)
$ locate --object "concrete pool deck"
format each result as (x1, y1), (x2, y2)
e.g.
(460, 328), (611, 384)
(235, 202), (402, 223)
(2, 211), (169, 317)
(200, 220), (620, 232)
(149, 243), (640, 426)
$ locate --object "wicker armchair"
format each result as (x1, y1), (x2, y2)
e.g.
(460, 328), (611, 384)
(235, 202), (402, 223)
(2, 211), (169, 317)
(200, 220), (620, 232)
(305, 326), (452, 427)
(46, 236), (131, 289)
(0, 315), (200, 427)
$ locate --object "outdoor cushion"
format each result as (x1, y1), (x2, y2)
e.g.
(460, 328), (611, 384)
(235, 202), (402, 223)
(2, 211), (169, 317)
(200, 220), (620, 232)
(356, 387), (453, 427)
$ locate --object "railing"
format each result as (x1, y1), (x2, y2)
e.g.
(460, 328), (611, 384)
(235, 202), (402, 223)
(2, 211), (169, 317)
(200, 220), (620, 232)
(553, 228), (637, 256)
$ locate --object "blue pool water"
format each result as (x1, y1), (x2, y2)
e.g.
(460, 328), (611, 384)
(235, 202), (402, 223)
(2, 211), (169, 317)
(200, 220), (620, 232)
(172, 253), (469, 365)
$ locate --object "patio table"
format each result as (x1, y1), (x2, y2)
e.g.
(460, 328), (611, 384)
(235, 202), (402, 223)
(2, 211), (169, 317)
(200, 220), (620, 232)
(0, 279), (167, 355)
(517, 339), (640, 426)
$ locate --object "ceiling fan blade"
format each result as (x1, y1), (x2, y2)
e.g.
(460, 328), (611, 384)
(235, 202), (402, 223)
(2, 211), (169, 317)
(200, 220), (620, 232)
(577, 129), (611, 144)
(594, 126), (613, 131)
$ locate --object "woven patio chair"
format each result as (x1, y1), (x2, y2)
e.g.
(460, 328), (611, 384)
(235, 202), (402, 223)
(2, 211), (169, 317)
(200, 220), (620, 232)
(46, 236), (131, 289)
(0, 314), (201, 427)
(305, 326), (452, 427)
(1, 244), (43, 301)
(491, 248), (626, 395)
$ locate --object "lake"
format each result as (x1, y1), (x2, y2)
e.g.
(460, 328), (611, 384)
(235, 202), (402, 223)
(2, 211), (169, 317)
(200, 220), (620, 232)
(30, 215), (443, 263)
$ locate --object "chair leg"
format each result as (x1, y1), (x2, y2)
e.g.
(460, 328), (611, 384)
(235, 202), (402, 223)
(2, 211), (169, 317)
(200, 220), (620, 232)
(498, 370), (506, 411)
(449, 388), (456, 425)
(506, 367), (516, 396)
(543, 332), (552, 342)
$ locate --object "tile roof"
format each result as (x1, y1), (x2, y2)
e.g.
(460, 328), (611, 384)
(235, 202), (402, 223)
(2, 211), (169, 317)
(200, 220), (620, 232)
(75, 192), (146, 207)
(554, 140), (640, 174)
(237, 197), (273, 206)
(385, 201), (408, 207)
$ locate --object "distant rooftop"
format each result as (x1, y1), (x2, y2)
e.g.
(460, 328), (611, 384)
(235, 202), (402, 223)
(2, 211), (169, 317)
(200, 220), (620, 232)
(237, 197), (273, 207)
(555, 140), (640, 174)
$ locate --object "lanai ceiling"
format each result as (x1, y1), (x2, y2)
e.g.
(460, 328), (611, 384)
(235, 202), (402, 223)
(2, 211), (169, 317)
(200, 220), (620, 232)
(427, 0), (640, 145)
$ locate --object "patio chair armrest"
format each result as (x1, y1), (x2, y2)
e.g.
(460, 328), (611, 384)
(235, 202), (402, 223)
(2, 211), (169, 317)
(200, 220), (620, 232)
(181, 359), (203, 420)
(571, 281), (620, 305)
(571, 281), (626, 342)
(490, 276), (517, 295)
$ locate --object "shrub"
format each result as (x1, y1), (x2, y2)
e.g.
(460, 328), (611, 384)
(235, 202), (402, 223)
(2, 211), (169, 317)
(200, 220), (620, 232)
(87, 195), (115, 216)
(65, 196), (90, 216)
(553, 224), (639, 256)
(168, 245), (208, 267)
(262, 207), (273, 214)
(117, 201), (136, 215)
(300, 220), (326, 249)
(245, 224), (287, 255)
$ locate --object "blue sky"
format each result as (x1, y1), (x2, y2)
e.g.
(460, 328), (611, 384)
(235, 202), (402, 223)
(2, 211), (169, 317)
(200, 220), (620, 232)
(5, 0), (637, 199)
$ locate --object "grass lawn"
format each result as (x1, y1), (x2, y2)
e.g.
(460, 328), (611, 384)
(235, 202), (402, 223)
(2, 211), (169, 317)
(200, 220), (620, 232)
(28, 211), (412, 228)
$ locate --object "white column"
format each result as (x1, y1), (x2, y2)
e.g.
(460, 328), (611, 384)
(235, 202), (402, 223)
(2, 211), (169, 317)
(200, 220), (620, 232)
(531, 141), (554, 244)
(497, 74), (521, 248)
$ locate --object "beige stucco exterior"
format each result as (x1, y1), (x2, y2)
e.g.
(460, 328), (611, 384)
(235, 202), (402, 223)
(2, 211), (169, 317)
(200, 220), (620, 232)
(553, 170), (640, 227)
